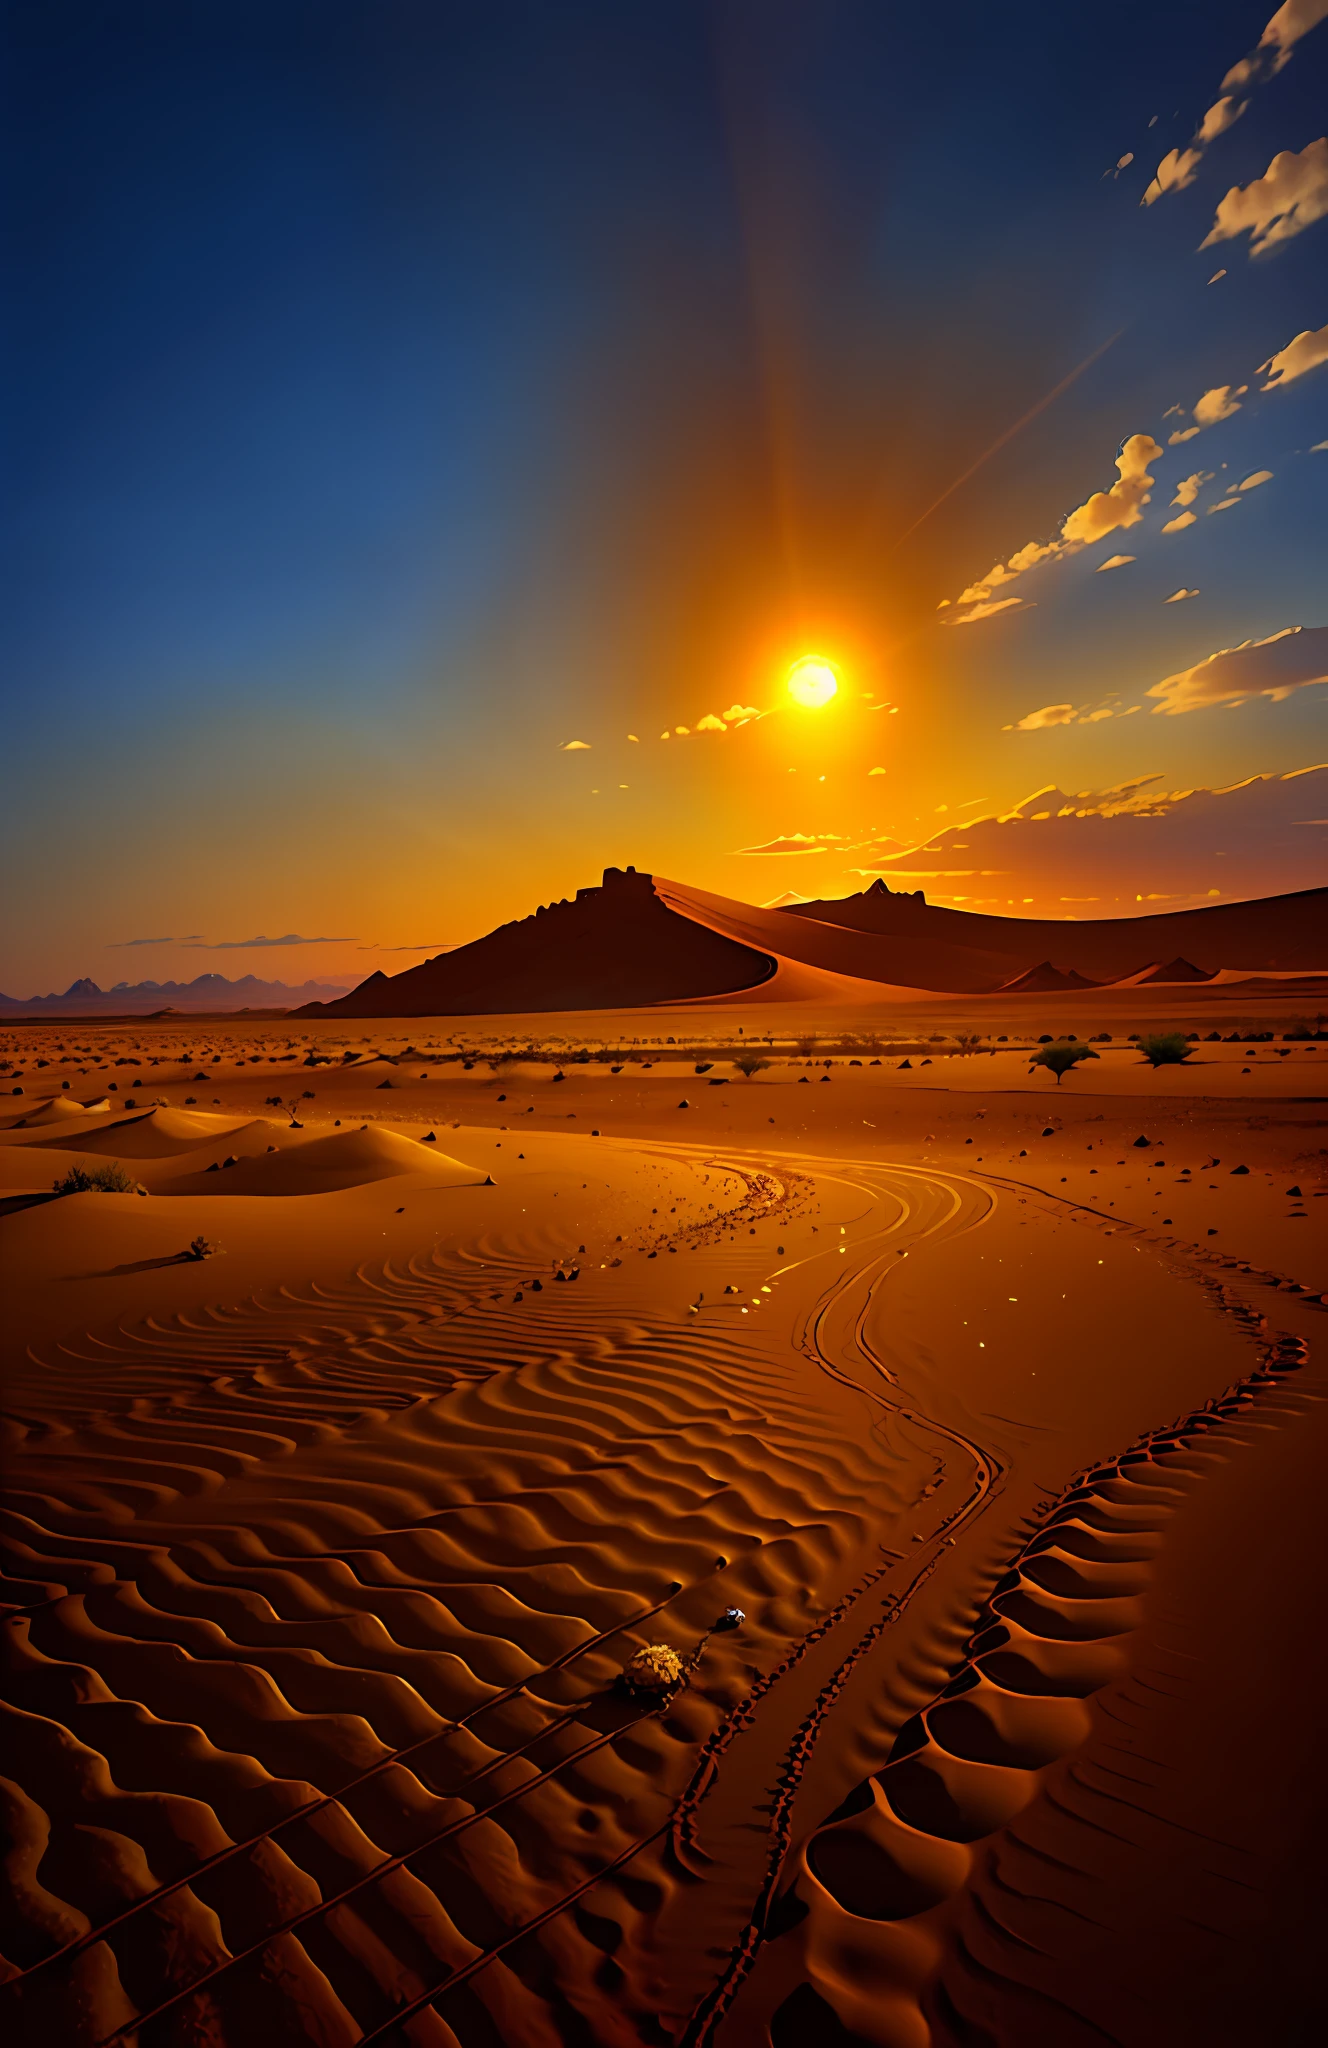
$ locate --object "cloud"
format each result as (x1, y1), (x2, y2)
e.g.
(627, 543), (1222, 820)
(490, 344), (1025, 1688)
(1197, 95), (1247, 144)
(1009, 703), (1076, 731)
(1315, 439), (1328, 451)
(946, 432), (1166, 618)
(1165, 587), (1201, 602)
(860, 766), (1328, 908)
(109, 934), (204, 947)
(695, 713), (727, 731)
(1097, 553), (1136, 571)
(721, 702), (760, 721)
(675, 725), (690, 736)
(1194, 384), (1246, 425)
(1201, 136), (1328, 254)
(1162, 510), (1197, 533)
(1147, 624), (1328, 713)
(1207, 496), (1242, 512)
(1080, 707), (1117, 722)
(1142, 146), (1204, 205)
(1260, 321), (1328, 387)
(952, 595), (1027, 624)
(1208, 268), (1228, 283)
(627, 733), (639, 742)
(183, 933), (360, 949)
(1168, 426), (1202, 444)
(868, 765), (886, 775)
(1240, 469), (1274, 489)
(1142, 6), (1328, 208)
(1221, 2), (1328, 96)
(735, 832), (847, 855)
(1061, 434), (1163, 545)
(560, 739), (590, 750)
(1172, 471), (1213, 507)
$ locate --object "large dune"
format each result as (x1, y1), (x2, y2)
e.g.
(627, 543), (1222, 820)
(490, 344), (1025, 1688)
(787, 877), (1328, 978)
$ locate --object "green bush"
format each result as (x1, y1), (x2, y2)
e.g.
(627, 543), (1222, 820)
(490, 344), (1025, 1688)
(1028, 1041), (1100, 1084)
(1138, 1032), (1192, 1067)
(53, 1161), (138, 1195)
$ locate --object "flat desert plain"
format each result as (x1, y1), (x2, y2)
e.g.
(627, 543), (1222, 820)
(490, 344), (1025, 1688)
(2, 1005), (1325, 2047)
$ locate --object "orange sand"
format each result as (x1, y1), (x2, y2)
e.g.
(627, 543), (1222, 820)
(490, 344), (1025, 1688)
(1, 1000), (1323, 2045)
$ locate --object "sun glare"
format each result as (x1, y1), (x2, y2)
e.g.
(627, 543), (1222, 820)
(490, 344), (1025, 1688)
(787, 657), (839, 709)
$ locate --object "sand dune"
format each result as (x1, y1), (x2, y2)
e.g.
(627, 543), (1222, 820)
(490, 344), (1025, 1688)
(10, 1097), (113, 1127)
(297, 869), (1328, 1021)
(166, 1124), (483, 1194)
(788, 877), (1328, 979)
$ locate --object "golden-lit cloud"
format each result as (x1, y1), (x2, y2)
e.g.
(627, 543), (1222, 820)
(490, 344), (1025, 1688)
(736, 831), (848, 856)
(1193, 383), (1246, 425)
(1207, 495), (1242, 512)
(1201, 136), (1328, 254)
(1060, 433), (1163, 544)
(1172, 470), (1213, 506)
(1142, 146), (1204, 205)
(695, 713), (727, 731)
(1096, 553), (1136, 571)
(947, 435), (1161, 619)
(721, 702), (760, 721)
(1222, 3), (1328, 94)
(1147, 624), (1328, 713)
(1260, 320), (1328, 386)
(560, 739), (590, 750)
(1008, 703), (1076, 730)
(1165, 587), (1201, 601)
(851, 768), (1328, 908)
(1142, 5), (1328, 209)
(951, 595), (1027, 624)
(1168, 426), (1201, 444)
(1162, 510), (1197, 532)
(1240, 469), (1274, 488)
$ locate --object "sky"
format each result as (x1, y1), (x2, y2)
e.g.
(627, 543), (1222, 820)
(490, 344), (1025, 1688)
(3, 0), (1326, 995)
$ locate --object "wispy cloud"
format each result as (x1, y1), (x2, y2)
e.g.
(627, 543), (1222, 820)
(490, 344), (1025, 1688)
(182, 933), (360, 949)
(110, 934), (204, 947)
(1147, 625), (1328, 714)
(1008, 703), (1076, 731)
(735, 832), (847, 856)
(1096, 553), (1136, 571)
(1165, 587), (1201, 602)
(560, 739), (591, 750)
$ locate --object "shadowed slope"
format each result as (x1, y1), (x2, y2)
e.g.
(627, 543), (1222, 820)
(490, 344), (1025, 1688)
(784, 879), (1328, 978)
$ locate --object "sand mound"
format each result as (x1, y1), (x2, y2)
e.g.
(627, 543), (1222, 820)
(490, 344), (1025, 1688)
(166, 1124), (481, 1195)
(787, 877), (1328, 979)
(33, 1106), (263, 1158)
(11, 1095), (112, 1126)
(998, 961), (1101, 993)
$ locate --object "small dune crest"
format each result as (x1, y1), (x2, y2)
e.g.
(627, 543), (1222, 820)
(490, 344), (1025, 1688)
(38, 1105), (265, 1158)
(10, 1095), (112, 1126)
(169, 1123), (482, 1195)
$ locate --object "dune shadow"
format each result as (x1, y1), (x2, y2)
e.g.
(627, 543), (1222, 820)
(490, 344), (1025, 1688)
(73, 1253), (196, 1278)
(0, 1191), (62, 1219)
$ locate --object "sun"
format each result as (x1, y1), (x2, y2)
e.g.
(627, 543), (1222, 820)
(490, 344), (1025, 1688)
(786, 656), (839, 709)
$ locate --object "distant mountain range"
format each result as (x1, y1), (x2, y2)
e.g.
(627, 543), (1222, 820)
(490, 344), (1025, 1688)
(0, 972), (359, 1016)
(294, 867), (1328, 1018)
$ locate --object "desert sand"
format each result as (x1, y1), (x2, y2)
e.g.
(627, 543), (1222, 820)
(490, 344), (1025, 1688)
(2, 984), (1325, 2045)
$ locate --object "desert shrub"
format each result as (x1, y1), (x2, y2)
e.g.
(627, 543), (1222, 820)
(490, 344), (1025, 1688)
(953, 1032), (985, 1056)
(53, 1161), (138, 1195)
(794, 1035), (819, 1056)
(1028, 1041), (1100, 1084)
(1138, 1032), (1191, 1067)
(732, 1056), (770, 1079)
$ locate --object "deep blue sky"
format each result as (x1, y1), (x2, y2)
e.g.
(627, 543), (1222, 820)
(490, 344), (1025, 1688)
(3, 1), (1325, 989)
